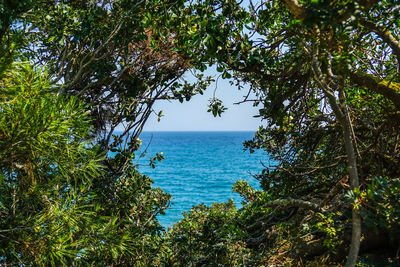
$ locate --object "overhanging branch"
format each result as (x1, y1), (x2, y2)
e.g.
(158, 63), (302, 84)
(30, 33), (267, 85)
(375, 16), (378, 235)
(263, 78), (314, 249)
(280, 0), (307, 20)
(350, 71), (400, 110)
(360, 20), (400, 64)
(280, 0), (380, 22)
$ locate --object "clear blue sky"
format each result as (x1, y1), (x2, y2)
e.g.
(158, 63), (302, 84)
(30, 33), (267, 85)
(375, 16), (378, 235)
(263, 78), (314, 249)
(143, 68), (262, 131)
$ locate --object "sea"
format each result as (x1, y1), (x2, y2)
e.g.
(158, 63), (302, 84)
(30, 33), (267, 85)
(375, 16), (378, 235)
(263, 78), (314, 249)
(137, 131), (267, 227)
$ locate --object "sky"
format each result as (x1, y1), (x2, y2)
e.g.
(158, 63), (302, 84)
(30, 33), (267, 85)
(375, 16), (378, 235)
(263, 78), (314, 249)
(143, 68), (263, 131)
(141, 1), (263, 132)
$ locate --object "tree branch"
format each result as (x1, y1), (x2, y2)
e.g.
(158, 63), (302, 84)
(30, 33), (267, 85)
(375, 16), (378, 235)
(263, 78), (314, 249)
(264, 197), (323, 212)
(360, 20), (400, 64)
(280, 0), (307, 20)
(350, 71), (400, 110)
(280, 0), (380, 22)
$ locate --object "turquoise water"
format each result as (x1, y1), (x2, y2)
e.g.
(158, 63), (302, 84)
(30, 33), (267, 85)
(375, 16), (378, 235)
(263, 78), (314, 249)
(138, 131), (267, 227)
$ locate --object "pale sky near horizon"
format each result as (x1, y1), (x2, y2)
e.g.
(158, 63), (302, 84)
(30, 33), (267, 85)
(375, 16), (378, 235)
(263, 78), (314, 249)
(143, 68), (263, 132)
(142, 1), (263, 132)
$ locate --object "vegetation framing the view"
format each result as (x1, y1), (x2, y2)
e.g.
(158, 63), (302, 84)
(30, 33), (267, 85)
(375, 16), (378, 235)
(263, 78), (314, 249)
(0, 0), (399, 265)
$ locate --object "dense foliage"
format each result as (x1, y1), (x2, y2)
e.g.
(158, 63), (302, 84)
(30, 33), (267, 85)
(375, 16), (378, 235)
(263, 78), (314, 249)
(0, 63), (171, 265)
(0, 1), (179, 265)
(1, 0), (399, 265)
(166, 0), (400, 265)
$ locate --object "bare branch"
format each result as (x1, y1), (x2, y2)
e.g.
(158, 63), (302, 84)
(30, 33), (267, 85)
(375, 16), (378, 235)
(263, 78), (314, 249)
(264, 197), (323, 212)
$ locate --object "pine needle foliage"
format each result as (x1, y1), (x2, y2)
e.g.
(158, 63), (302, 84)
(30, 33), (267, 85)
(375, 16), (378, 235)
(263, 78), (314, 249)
(0, 63), (171, 265)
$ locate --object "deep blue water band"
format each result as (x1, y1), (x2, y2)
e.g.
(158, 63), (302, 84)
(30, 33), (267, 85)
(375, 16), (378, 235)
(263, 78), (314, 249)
(138, 131), (267, 227)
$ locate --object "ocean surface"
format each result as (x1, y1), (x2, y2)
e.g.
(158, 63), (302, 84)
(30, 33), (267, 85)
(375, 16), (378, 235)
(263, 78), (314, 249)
(137, 131), (267, 227)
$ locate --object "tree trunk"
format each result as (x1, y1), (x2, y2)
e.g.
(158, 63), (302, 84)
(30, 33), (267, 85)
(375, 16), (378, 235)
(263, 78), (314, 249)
(325, 88), (361, 267)
(341, 101), (361, 267)
(311, 55), (362, 267)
